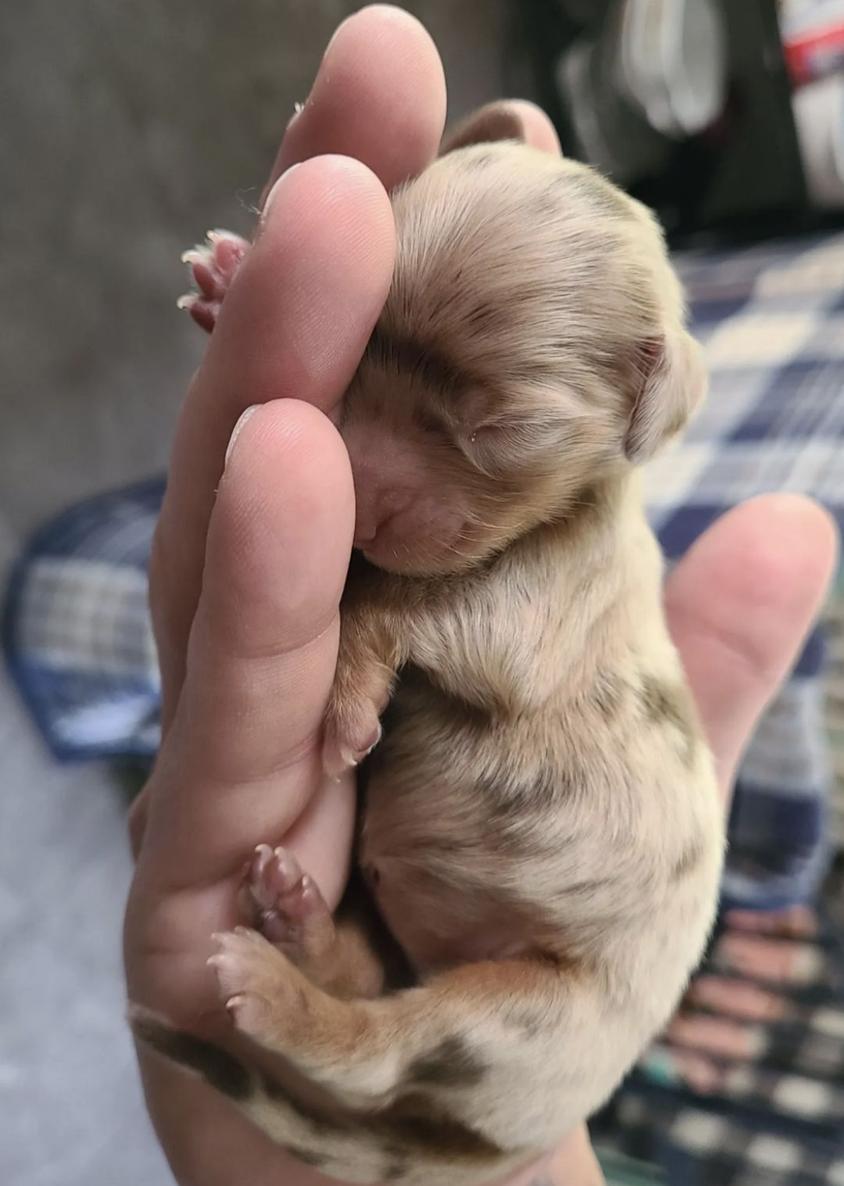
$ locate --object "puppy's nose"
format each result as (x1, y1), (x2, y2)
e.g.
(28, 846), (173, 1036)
(354, 505), (393, 548)
(353, 498), (384, 548)
(353, 520), (377, 549)
(353, 490), (411, 548)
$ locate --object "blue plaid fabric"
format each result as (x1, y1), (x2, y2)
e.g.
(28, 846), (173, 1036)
(645, 232), (844, 910)
(595, 859), (844, 1185)
(4, 232), (844, 914)
(3, 480), (163, 760)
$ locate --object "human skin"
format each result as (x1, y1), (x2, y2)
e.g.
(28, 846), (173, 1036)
(122, 7), (839, 1186)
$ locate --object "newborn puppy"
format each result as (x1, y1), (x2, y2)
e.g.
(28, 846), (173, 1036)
(133, 105), (723, 1185)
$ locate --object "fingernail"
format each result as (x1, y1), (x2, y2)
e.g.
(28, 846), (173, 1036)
(225, 405), (259, 467)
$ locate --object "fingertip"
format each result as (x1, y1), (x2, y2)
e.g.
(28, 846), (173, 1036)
(214, 398), (354, 643)
(256, 154), (396, 298)
(333, 3), (439, 48)
(670, 494), (838, 625)
(223, 397), (353, 525)
(737, 493), (839, 585)
(260, 153), (395, 249)
(323, 4), (448, 144)
(273, 5), (446, 190)
(205, 154), (395, 415)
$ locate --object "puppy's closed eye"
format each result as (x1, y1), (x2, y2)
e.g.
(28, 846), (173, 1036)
(412, 406), (453, 440)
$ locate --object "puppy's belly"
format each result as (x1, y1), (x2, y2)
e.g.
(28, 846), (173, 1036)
(359, 765), (564, 975)
(364, 867), (536, 974)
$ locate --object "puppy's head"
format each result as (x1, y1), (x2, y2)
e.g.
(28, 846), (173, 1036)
(342, 117), (705, 576)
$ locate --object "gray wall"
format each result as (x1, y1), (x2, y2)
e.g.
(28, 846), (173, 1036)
(1, 0), (513, 536)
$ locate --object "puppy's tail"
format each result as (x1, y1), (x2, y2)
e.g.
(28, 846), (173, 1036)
(128, 1005), (521, 1186)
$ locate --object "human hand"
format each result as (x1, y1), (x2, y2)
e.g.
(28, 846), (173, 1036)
(124, 9), (444, 1185)
(122, 6), (839, 1186)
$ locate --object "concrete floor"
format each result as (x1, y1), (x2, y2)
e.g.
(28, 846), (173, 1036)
(0, 3), (519, 1182)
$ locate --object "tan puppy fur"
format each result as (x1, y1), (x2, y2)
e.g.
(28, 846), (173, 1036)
(133, 106), (723, 1185)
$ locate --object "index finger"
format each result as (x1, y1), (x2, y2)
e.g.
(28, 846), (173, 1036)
(153, 155), (394, 721)
(268, 5), (447, 196)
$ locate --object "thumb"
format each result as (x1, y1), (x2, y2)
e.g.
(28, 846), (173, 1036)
(665, 494), (838, 794)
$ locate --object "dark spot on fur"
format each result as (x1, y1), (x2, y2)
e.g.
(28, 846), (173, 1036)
(407, 1036), (488, 1088)
(464, 299), (505, 334)
(284, 1146), (327, 1167)
(512, 356), (559, 382)
(260, 1072), (343, 1134)
(365, 326), (477, 395)
(376, 1093), (503, 1162)
(506, 1007), (544, 1038)
(412, 405), (450, 437)
(480, 764), (580, 835)
(592, 671), (626, 719)
(566, 480), (617, 532)
(131, 1015), (252, 1101)
(638, 675), (697, 766)
(388, 666), (496, 736)
(672, 838), (705, 881)
(564, 877), (612, 897)
(573, 483), (600, 510)
(382, 1157), (410, 1182)
(555, 169), (632, 219)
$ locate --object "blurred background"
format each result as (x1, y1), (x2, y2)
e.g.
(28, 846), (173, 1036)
(2, 2), (844, 1184)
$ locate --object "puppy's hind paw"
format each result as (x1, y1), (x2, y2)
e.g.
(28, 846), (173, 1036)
(241, 845), (336, 960)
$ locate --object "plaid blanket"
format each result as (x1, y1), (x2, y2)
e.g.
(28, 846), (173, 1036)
(598, 231), (844, 1184)
(647, 232), (844, 910)
(4, 230), (844, 1186)
(596, 859), (844, 1184)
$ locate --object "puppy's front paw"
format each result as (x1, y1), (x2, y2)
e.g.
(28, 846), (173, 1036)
(208, 926), (292, 1040)
(178, 229), (249, 332)
(321, 699), (382, 779)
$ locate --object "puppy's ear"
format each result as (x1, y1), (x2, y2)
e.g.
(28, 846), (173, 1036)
(440, 101), (529, 155)
(624, 329), (707, 463)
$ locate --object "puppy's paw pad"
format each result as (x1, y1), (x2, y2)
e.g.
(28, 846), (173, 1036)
(247, 844), (301, 912)
(244, 846), (334, 956)
(178, 229), (249, 331)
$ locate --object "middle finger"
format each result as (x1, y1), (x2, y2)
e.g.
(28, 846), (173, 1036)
(153, 155), (394, 716)
(268, 5), (447, 195)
